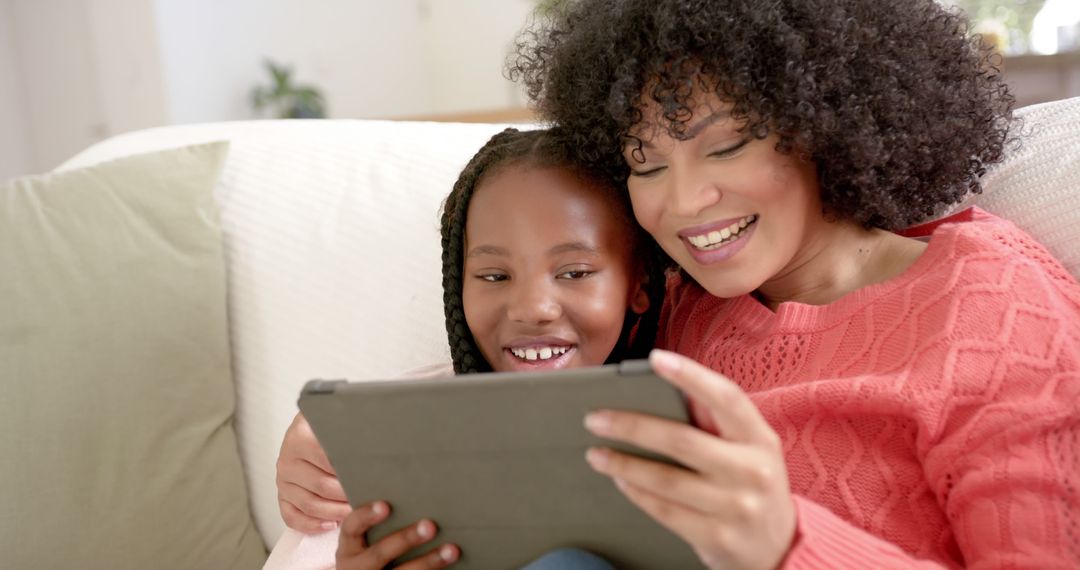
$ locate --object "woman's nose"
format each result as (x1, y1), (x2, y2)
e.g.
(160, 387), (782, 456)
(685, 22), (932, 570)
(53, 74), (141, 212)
(506, 279), (562, 324)
(667, 164), (722, 217)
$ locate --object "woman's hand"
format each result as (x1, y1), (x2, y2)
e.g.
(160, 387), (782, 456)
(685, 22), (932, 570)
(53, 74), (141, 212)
(584, 349), (796, 570)
(276, 412), (352, 532)
(336, 501), (460, 570)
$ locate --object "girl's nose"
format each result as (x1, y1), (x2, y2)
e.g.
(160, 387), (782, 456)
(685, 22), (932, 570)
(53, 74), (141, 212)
(668, 165), (722, 217)
(506, 280), (562, 324)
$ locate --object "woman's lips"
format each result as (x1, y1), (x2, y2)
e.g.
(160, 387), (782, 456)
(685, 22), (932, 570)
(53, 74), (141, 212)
(680, 215), (758, 265)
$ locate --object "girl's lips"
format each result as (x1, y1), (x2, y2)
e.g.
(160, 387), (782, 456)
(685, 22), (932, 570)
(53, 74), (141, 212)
(502, 346), (576, 372)
(681, 216), (758, 265)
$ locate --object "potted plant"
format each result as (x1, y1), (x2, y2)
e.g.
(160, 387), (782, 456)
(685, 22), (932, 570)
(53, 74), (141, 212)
(251, 59), (327, 119)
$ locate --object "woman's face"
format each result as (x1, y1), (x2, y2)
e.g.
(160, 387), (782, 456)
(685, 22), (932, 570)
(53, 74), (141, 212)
(462, 164), (648, 372)
(623, 93), (825, 299)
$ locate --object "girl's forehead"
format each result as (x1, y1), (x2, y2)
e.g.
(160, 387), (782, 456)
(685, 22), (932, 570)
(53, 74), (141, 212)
(466, 164), (633, 236)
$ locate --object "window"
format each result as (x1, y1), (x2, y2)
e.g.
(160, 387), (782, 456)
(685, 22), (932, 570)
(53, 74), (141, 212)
(949, 0), (1080, 55)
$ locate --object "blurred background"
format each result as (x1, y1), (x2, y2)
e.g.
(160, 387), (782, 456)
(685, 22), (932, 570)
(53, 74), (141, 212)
(1, 0), (1078, 182)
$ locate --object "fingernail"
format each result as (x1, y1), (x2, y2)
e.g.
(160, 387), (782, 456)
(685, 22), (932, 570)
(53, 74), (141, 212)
(417, 519), (434, 539)
(371, 501), (388, 517)
(584, 411), (611, 434)
(440, 544), (457, 562)
(650, 349), (681, 374)
(585, 447), (609, 470)
(320, 521), (338, 530)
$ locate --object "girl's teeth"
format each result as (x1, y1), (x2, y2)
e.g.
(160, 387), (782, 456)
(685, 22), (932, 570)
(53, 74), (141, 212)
(510, 346), (569, 361)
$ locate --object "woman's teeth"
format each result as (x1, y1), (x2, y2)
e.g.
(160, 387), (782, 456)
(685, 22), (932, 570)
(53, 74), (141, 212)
(510, 346), (569, 361)
(687, 214), (757, 250)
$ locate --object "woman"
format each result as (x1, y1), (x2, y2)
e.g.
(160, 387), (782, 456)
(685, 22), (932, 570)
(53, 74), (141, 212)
(508, 0), (1080, 568)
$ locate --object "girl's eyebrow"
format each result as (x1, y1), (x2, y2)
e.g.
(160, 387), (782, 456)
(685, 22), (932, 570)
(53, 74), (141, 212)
(550, 242), (600, 256)
(467, 245), (508, 258)
(466, 242), (600, 258)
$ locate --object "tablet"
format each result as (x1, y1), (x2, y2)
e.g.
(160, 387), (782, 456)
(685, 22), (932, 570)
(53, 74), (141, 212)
(298, 359), (703, 569)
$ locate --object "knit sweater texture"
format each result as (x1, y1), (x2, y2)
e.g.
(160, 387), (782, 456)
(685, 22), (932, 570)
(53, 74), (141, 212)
(659, 208), (1080, 568)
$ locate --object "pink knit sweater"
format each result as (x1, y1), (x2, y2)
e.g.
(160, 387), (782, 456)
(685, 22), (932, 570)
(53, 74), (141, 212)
(659, 208), (1080, 569)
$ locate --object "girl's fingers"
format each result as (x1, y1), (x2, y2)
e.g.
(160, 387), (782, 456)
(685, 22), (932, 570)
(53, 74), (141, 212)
(279, 499), (339, 533)
(278, 480), (353, 522)
(397, 544), (461, 570)
(649, 349), (779, 448)
(337, 501), (391, 557)
(350, 518), (443, 568)
(289, 413), (338, 475)
(276, 454), (348, 503)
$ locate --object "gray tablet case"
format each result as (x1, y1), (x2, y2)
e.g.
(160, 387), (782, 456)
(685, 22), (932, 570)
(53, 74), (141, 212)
(298, 359), (704, 569)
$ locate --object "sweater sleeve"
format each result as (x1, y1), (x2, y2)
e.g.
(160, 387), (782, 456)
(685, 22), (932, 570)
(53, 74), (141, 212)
(781, 496), (952, 568)
(781, 364), (1080, 570)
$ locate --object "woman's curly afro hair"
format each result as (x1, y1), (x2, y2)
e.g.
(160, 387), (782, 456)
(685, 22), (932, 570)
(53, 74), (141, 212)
(509, 0), (1016, 230)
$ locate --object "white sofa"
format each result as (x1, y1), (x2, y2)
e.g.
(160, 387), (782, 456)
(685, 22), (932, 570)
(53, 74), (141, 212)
(46, 97), (1080, 561)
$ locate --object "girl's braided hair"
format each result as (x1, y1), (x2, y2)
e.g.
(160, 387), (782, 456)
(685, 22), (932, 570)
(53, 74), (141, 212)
(509, 0), (1017, 230)
(440, 127), (668, 374)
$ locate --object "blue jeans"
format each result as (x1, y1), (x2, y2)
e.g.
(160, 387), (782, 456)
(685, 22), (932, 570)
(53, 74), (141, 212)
(519, 548), (616, 570)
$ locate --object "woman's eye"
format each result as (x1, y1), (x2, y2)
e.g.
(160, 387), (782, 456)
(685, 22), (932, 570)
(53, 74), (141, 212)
(708, 138), (750, 159)
(629, 165), (665, 178)
(477, 273), (508, 283)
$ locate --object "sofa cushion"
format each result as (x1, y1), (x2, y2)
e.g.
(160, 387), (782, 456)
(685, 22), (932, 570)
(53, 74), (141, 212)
(962, 96), (1080, 279)
(60, 120), (518, 545)
(0, 142), (267, 569)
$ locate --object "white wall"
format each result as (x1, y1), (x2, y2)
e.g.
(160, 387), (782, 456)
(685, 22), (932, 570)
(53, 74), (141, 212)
(153, 0), (434, 123)
(0, 0), (31, 180)
(422, 0), (535, 115)
(8, 0), (106, 173)
(3, 0), (541, 173)
(85, 0), (167, 136)
(5, 0), (166, 174)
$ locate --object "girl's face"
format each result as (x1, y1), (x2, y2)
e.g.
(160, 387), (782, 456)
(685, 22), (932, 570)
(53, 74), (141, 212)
(623, 93), (826, 299)
(462, 164), (649, 372)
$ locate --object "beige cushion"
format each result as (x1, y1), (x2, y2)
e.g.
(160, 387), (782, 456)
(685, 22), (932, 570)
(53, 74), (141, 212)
(0, 143), (266, 569)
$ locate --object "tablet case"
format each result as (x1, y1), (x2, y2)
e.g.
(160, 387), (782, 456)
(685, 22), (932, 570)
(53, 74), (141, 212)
(298, 359), (704, 569)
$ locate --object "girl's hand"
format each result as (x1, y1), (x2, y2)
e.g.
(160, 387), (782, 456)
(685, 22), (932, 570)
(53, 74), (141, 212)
(276, 412), (352, 532)
(584, 349), (796, 570)
(336, 501), (460, 570)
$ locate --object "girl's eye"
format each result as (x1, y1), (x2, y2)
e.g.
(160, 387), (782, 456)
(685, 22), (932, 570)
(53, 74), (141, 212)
(557, 269), (594, 280)
(476, 273), (508, 283)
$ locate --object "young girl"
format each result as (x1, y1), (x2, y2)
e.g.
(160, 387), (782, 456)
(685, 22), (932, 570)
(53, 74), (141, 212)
(267, 127), (666, 569)
(507, 0), (1080, 568)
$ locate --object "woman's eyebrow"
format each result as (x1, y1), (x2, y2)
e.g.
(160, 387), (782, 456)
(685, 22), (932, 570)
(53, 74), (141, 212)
(627, 110), (732, 150)
(682, 111), (731, 139)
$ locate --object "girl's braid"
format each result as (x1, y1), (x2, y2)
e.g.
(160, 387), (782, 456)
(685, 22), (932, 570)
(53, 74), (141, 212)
(441, 128), (536, 373)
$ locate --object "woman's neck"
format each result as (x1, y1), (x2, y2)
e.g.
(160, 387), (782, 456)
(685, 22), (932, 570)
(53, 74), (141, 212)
(755, 221), (927, 311)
